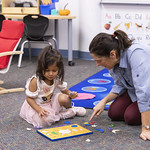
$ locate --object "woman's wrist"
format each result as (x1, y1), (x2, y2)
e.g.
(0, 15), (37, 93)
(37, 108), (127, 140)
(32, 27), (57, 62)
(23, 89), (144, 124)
(101, 98), (108, 104)
(141, 110), (150, 131)
(100, 99), (107, 106)
(142, 124), (150, 131)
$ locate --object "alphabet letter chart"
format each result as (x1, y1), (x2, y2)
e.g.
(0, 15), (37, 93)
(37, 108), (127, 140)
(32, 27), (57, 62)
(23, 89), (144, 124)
(100, 3), (150, 45)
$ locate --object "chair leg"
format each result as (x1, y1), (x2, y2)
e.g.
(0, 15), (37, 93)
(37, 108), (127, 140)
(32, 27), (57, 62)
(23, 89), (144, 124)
(18, 40), (28, 67)
(48, 42), (52, 46)
(52, 37), (58, 50)
(28, 41), (32, 61)
(0, 88), (25, 94)
(0, 80), (4, 84)
(0, 80), (24, 94)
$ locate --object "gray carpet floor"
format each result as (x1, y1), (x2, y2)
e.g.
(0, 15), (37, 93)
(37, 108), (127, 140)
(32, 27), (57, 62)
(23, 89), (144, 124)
(0, 56), (150, 150)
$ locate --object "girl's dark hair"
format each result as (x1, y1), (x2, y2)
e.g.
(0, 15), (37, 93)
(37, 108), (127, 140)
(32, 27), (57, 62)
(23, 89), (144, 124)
(89, 30), (134, 57)
(36, 46), (64, 82)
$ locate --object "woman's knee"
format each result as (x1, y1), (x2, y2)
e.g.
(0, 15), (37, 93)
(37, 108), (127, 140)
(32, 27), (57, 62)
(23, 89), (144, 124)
(124, 102), (141, 125)
(108, 100), (126, 121)
(108, 92), (132, 121)
(108, 105), (124, 121)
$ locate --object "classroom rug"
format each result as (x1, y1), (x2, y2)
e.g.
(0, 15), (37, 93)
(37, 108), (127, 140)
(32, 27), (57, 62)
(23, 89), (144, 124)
(69, 68), (114, 110)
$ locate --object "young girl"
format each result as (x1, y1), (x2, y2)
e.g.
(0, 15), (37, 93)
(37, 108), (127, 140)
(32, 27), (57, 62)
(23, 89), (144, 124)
(20, 46), (86, 128)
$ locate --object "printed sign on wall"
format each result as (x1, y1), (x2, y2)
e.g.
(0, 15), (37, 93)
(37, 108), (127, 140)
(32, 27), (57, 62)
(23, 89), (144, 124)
(101, 4), (150, 45)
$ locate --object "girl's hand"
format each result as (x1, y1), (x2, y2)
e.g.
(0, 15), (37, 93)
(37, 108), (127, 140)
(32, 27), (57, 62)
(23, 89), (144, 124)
(38, 108), (49, 118)
(140, 130), (150, 141)
(89, 100), (106, 121)
(69, 91), (78, 99)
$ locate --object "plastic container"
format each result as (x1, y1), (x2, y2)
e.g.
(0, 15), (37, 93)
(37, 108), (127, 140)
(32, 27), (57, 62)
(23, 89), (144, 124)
(40, 3), (55, 15)
(40, 5), (51, 15)
(49, 3), (55, 10)
(52, 0), (59, 3)
(51, 9), (59, 15)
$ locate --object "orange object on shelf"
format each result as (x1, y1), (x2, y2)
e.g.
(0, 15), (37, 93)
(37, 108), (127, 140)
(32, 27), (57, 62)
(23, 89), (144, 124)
(58, 3), (70, 16)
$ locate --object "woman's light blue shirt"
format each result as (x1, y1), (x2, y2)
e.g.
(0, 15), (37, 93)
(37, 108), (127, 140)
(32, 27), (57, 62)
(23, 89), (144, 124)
(109, 42), (150, 112)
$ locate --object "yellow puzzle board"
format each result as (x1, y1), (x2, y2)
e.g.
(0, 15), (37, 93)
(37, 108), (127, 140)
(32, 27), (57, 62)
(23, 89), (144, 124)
(37, 124), (93, 141)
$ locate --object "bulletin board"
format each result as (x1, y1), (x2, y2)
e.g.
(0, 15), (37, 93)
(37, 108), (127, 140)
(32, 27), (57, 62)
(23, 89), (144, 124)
(100, 1), (150, 45)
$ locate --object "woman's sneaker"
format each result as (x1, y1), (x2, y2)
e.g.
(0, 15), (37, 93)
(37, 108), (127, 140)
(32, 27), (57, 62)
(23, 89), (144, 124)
(72, 107), (86, 116)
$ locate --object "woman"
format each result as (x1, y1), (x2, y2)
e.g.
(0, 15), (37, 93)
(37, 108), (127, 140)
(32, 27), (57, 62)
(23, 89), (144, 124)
(89, 30), (150, 141)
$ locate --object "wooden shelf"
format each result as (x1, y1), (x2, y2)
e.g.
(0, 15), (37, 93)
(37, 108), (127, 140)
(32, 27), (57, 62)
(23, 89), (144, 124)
(4, 14), (76, 20)
(2, 0), (39, 15)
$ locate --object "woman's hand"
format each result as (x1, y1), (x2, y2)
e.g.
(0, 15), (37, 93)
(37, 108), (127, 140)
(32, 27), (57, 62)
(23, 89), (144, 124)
(140, 110), (150, 140)
(89, 100), (106, 121)
(140, 130), (150, 140)
(89, 93), (118, 121)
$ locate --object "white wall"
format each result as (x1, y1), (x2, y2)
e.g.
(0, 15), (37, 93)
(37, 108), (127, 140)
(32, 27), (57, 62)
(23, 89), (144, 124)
(44, 0), (102, 53)
(58, 0), (150, 53)
(16, 0), (150, 57)
(78, 0), (101, 52)
(58, 0), (80, 50)
(23, 0), (101, 55)
(58, 0), (101, 52)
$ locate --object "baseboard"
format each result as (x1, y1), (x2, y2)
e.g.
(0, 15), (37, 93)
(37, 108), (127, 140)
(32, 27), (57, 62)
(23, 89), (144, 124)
(23, 48), (93, 60)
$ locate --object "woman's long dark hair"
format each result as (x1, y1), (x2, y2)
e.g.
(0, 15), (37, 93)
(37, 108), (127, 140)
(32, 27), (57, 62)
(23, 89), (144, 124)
(36, 46), (64, 83)
(89, 30), (134, 57)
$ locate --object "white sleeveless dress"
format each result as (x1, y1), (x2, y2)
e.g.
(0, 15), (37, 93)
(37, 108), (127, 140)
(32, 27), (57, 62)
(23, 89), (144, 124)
(20, 75), (68, 128)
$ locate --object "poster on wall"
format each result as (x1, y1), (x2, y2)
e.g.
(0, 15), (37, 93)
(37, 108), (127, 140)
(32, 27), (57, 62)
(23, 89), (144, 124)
(101, 4), (150, 45)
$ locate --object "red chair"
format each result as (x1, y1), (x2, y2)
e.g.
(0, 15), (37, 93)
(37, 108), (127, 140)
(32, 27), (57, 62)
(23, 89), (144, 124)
(0, 20), (25, 94)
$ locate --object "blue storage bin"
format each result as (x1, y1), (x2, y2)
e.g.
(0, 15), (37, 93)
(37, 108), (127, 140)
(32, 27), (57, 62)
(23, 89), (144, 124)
(40, 5), (51, 15)
(40, 3), (55, 15)
(52, 0), (59, 3)
(49, 3), (55, 10)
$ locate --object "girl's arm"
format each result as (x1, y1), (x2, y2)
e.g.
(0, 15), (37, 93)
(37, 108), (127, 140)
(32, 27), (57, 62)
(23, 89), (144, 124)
(61, 88), (78, 99)
(26, 96), (49, 117)
(57, 81), (78, 99)
(26, 78), (49, 117)
(61, 88), (70, 95)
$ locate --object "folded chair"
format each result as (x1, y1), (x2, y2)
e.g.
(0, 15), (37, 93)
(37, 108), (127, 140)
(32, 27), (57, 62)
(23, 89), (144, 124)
(18, 14), (57, 67)
(0, 20), (25, 94)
